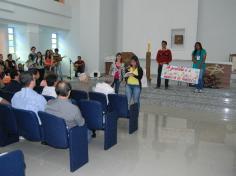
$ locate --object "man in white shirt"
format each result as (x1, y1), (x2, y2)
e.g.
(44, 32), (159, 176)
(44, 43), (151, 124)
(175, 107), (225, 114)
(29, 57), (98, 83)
(42, 73), (58, 98)
(11, 71), (47, 124)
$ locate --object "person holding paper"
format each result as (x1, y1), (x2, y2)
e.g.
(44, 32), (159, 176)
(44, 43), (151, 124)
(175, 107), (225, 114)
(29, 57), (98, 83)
(192, 42), (207, 93)
(125, 55), (143, 109)
(156, 40), (172, 89)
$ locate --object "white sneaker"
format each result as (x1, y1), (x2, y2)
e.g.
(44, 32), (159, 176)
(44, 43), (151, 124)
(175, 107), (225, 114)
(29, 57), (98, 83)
(194, 89), (199, 93)
(199, 89), (203, 93)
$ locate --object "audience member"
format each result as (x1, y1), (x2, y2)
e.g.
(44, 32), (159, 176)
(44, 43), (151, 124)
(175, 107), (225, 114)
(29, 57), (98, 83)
(5, 54), (17, 74)
(42, 73), (58, 98)
(30, 68), (40, 86)
(0, 96), (10, 105)
(45, 81), (85, 129)
(11, 71), (47, 124)
(3, 70), (22, 93)
(0, 65), (5, 88)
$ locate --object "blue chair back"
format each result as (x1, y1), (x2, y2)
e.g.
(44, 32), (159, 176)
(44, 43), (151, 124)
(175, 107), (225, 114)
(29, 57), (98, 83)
(38, 111), (69, 149)
(0, 150), (25, 176)
(43, 95), (55, 102)
(12, 108), (41, 141)
(70, 90), (88, 101)
(0, 104), (19, 146)
(108, 94), (129, 117)
(89, 92), (108, 112)
(0, 89), (14, 102)
(78, 100), (104, 130)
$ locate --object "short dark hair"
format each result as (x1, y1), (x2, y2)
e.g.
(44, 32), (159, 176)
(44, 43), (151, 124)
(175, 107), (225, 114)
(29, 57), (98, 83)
(29, 68), (39, 75)
(31, 46), (36, 51)
(10, 70), (19, 80)
(54, 48), (59, 52)
(162, 40), (167, 45)
(46, 73), (58, 87)
(55, 81), (72, 97)
(78, 56), (82, 59)
(19, 71), (34, 87)
(7, 54), (12, 58)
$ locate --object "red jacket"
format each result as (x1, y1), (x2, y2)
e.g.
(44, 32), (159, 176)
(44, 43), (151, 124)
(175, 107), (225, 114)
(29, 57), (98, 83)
(156, 49), (172, 64)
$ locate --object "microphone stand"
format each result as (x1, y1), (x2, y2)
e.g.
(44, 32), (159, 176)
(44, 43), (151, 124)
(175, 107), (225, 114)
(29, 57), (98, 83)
(67, 58), (72, 80)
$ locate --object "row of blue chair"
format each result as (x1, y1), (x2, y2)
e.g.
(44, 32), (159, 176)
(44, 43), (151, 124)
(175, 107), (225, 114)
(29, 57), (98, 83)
(0, 104), (88, 172)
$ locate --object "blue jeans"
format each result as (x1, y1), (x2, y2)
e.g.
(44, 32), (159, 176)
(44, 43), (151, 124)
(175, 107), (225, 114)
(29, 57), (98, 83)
(196, 69), (204, 90)
(113, 79), (121, 94)
(126, 84), (141, 108)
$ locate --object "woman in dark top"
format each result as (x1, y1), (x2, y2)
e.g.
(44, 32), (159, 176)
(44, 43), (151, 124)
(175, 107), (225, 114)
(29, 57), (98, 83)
(125, 55), (143, 109)
(5, 54), (17, 74)
(36, 51), (45, 85)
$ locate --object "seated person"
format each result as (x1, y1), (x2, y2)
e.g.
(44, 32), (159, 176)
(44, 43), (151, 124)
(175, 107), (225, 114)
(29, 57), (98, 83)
(29, 68), (40, 86)
(74, 56), (85, 77)
(0, 96), (10, 105)
(11, 71), (47, 124)
(42, 73), (58, 98)
(45, 81), (85, 129)
(3, 70), (22, 93)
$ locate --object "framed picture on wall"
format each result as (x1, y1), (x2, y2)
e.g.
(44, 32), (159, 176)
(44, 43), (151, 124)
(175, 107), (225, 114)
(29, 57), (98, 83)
(171, 28), (185, 49)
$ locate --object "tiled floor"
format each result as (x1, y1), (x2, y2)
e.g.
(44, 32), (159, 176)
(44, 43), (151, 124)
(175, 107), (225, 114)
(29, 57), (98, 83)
(1, 79), (236, 176)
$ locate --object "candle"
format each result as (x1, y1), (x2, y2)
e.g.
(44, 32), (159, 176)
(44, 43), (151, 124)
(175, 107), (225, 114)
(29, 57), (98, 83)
(147, 42), (151, 52)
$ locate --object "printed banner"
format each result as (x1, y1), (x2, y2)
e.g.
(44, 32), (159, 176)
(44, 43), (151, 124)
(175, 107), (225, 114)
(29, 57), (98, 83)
(161, 65), (200, 84)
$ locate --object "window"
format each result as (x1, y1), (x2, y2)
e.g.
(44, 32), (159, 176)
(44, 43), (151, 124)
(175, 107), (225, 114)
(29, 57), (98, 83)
(8, 27), (16, 54)
(51, 33), (58, 49)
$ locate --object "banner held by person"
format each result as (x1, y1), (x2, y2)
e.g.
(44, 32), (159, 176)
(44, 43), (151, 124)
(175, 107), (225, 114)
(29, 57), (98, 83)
(161, 65), (200, 84)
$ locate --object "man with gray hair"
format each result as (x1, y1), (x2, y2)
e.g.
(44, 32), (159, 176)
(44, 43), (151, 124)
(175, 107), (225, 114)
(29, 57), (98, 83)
(45, 81), (85, 128)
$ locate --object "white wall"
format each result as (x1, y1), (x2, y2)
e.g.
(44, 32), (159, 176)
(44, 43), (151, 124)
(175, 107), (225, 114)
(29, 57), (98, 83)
(197, 0), (236, 62)
(99, 0), (118, 72)
(0, 0), (71, 30)
(119, 0), (198, 61)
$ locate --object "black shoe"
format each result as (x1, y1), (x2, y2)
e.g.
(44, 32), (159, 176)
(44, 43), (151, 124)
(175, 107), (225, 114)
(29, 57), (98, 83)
(92, 131), (96, 138)
(155, 86), (160, 89)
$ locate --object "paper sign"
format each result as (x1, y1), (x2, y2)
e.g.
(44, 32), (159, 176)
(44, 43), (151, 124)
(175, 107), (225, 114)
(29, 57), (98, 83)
(161, 65), (200, 84)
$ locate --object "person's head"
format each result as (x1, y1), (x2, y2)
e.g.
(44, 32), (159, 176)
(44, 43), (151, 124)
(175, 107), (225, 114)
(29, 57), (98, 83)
(45, 73), (58, 87)
(0, 54), (3, 60)
(19, 71), (35, 88)
(7, 54), (12, 60)
(130, 55), (140, 68)
(37, 52), (42, 58)
(45, 50), (50, 57)
(194, 42), (203, 51)
(161, 40), (167, 49)
(55, 81), (72, 99)
(77, 56), (82, 61)
(31, 46), (36, 53)
(115, 53), (122, 63)
(10, 70), (20, 81)
(54, 48), (59, 54)
(30, 68), (40, 80)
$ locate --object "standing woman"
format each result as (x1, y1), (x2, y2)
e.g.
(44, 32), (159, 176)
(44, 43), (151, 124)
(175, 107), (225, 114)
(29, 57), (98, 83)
(36, 52), (45, 85)
(111, 53), (125, 94)
(44, 50), (54, 72)
(125, 55), (143, 109)
(192, 42), (207, 93)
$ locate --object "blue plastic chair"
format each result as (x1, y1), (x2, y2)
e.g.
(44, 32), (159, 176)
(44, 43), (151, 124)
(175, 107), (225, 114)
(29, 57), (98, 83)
(0, 89), (14, 102)
(78, 100), (117, 150)
(0, 104), (19, 146)
(89, 92), (108, 113)
(43, 95), (55, 102)
(12, 108), (42, 141)
(70, 90), (88, 102)
(0, 150), (25, 176)
(38, 111), (89, 172)
(108, 94), (139, 134)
